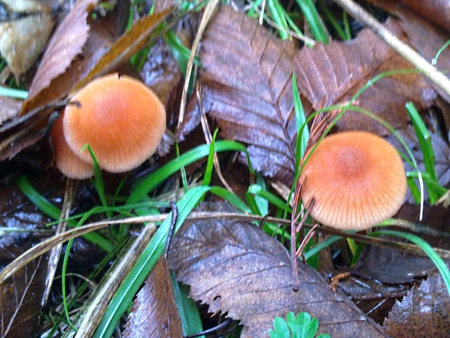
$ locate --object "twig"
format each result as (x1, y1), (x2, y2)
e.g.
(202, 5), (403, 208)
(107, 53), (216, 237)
(333, 0), (450, 98)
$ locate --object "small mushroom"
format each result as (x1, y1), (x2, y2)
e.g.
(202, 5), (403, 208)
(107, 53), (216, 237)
(300, 131), (407, 230)
(62, 73), (166, 173)
(50, 113), (94, 179)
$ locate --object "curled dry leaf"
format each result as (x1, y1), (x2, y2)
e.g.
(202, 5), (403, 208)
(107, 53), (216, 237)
(169, 203), (388, 338)
(0, 0), (54, 81)
(123, 258), (182, 338)
(23, 0), (100, 114)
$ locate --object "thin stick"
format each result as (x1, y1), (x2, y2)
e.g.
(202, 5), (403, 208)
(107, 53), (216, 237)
(333, 0), (450, 98)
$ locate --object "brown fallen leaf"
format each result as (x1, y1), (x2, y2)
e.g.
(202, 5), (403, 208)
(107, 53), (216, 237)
(294, 17), (436, 135)
(396, 0), (450, 33)
(179, 5), (304, 185)
(0, 255), (48, 337)
(352, 202), (450, 284)
(123, 257), (182, 338)
(0, 95), (21, 125)
(369, 0), (450, 103)
(383, 265), (450, 337)
(180, 6), (439, 186)
(0, 0), (54, 81)
(168, 203), (388, 338)
(23, 0), (101, 114)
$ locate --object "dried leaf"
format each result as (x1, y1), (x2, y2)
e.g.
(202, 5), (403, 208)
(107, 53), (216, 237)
(353, 202), (450, 284)
(169, 203), (388, 338)
(181, 6), (302, 185)
(384, 266), (450, 337)
(182, 6), (437, 185)
(0, 95), (21, 125)
(295, 18), (436, 135)
(369, 0), (450, 103)
(123, 257), (182, 338)
(25, 0), (99, 106)
(396, 0), (450, 33)
(0, 0), (54, 80)
(0, 255), (48, 337)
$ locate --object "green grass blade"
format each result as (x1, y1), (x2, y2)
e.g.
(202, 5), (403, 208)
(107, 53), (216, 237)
(295, 0), (329, 44)
(371, 230), (450, 296)
(16, 175), (114, 252)
(128, 141), (252, 204)
(247, 184), (292, 213)
(171, 273), (204, 337)
(209, 186), (251, 213)
(292, 73), (309, 169)
(202, 129), (219, 187)
(0, 87), (28, 99)
(406, 102), (439, 203)
(267, 0), (289, 40)
(93, 186), (210, 338)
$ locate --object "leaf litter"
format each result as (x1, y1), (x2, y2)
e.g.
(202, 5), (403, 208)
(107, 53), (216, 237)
(168, 203), (388, 338)
(181, 5), (449, 189)
(0, 1), (449, 337)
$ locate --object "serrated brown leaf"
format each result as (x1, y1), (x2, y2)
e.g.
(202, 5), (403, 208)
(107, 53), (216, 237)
(24, 0), (100, 113)
(369, 0), (450, 103)
(0, 0), (54, 80)
(295, 18), (436, 135)
(180, 5), (303, 185)
(0, 255), (48, 337)
(123, 257), (182, 338)
(181, 6), (439, 186)
(168, 203), (388, 338)
(383, 266), (450, 337)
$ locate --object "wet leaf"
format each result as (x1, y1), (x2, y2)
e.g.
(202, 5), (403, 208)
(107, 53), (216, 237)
(0, 96), (21, 125)
(180, 6), (303, 185)
(384, 266), (450, 337)
(295, 18), (436, 135)
(353, 203), (450, 284)
(394, 0), (450, 33)
(169, 203), (388, 338)
(0, 255), (48, 337)
(369, 0), (450, 102)
(181, 6), (438, 185)
(123, 257), (182, 338)
(0, 0), (54, 80)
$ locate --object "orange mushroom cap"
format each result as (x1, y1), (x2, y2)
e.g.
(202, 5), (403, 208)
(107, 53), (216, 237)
(300, 131), (407, 230)
(50, 113), (94, 179)
(63, 74), (166, 173)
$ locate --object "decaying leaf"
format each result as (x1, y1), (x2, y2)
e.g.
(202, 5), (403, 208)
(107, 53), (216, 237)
(179, 5), (303, 185)
(369, 0), (450, 103)
(295, 18), (436, 135)
(0, 95), (21, 125)
(23, 0), (100, 114)
(0, 255), (48, 337)
(0, 0), (54, 81)
(169, 203), (388, 338)
(123, 257), (182, 338)
(181, 6), (442, 186)
(384, 266), (450, 337)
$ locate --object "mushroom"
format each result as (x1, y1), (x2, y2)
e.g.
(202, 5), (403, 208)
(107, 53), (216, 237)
(300, 131), (407, 230)
(50, 113), (94, 179)
(62, 73), (166, 173)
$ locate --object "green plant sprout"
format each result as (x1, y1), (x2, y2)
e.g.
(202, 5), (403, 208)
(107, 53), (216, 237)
(269, 312), (330, 338)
